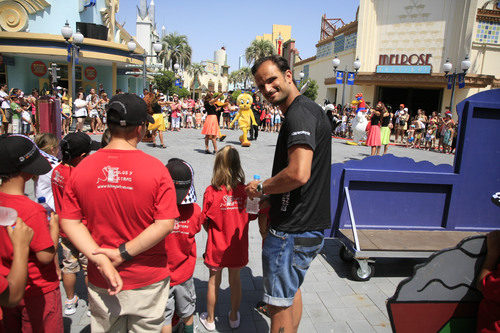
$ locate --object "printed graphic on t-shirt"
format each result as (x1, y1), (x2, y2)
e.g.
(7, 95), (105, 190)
(281, 192), (290, 212)
(52, 169), (64, 189)
(96, 166), (134, 190)
(220, 195), (243, 211)
(172, 218), (190, 235)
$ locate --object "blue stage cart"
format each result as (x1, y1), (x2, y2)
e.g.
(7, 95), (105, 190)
(327, 89), (500, 281)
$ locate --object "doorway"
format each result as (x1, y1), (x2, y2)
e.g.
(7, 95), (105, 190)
(376, 86), (443, 117)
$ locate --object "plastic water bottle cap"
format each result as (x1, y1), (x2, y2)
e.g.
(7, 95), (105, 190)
(253, 175), (261, 180)
(37, 197), (46, 204)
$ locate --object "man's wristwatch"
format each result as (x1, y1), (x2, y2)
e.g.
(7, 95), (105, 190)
(257, 182), (263, 194)
(119, 243), (133, 261)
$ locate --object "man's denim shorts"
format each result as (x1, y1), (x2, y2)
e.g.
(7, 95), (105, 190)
(262, 228), (324, 307)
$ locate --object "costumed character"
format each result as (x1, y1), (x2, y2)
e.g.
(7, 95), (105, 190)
(349, 94), (369, 145)
(230, 93), (257, 147)
(325, 104), (341, 133)
(141, 92), (157, 143)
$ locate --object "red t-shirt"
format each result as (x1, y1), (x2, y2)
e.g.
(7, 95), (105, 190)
(202, 184), (249, 268)
(0, 275), (7, 295)
(60, 149), (179, 290)
(0, 193), (58, 298)
(477, 263), (500, 333)
(166, 204), (203, 286)
(51, 163), (71, 238)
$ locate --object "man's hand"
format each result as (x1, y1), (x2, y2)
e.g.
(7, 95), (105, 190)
(94, 255), (123, 295)
(246, 180), (263, 200)
(92, 247), (124, 268)
(7, 218), (33, 250)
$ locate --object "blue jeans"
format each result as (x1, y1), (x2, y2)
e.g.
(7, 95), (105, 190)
(262, 229), (324, 307)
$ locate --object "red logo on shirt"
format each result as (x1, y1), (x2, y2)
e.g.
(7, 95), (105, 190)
(220, 195), (242, 210)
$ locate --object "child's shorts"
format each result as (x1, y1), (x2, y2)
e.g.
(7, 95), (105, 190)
(60, 237), (88, 274)
(163, 277), (196, 325)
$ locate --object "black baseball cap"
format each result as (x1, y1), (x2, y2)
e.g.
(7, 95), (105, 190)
(61, 132), (101, 161)
(166, 158), (197, 205)
(107, 93), (154, 126)
(0, 135), (52, 176)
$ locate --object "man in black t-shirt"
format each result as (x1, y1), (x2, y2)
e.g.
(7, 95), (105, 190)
(246, 56), (332, 333)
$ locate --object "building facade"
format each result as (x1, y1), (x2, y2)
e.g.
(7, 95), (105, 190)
(180, 47), (229, 97)
(294, 0), (500, 116)
(256, 24), (292, 56)
(0, 0), (145, 96)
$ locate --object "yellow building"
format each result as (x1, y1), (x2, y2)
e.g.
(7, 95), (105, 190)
(256, 24), (292, 54)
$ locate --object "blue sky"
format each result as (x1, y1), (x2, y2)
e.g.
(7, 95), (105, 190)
(116, 0), (359, 71)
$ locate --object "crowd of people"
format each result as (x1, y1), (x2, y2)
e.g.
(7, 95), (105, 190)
(0, 55), (497, 333)
(326, 101), (459, 155)
(0, 55), (333, 333)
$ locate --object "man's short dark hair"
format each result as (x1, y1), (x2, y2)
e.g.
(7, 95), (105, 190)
(251, 55), (290, 76)
(108, 122), (141, 136)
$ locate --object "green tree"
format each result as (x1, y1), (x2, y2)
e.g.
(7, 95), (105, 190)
(159, 32), (192, 70)
(231, 89), (242, 102)
(299, 79), (319, 101)
(228, 71), (241, 90)
(187, 63), (206, 98)
(239, 67), (253, 90)
(245, 39), (275, 65)
(154, 70), (176, 94)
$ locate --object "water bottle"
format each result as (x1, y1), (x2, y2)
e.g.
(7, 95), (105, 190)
(0, 207), (18, 227)
(37, 197), (52, 221)
(246, 175), (261, 214)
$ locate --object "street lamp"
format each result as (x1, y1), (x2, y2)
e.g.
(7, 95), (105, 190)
(443, 55), (471, 117)
(127, 39), (163, 91)
(61, 20), (84, 103)
(332, 56), (361, 109)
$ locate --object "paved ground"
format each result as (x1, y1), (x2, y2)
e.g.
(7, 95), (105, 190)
(27, 128), (453, 332)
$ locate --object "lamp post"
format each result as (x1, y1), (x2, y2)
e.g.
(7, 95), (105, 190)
(443, 55), (471, 117)
(61, 21), (84, 103)
(127, 39), (163, 91)
(332, 56), (361, 110)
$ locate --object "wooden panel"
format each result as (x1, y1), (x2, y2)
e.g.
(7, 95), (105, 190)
(339, 229), (484, 251)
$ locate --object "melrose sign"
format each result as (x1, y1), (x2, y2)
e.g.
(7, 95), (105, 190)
(376, 53), (432, 74)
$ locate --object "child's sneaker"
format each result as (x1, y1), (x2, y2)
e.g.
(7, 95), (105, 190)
(199, 312), (215, 331)
(64, 295), (79, 315)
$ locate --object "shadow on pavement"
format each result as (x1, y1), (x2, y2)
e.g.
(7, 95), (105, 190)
(321, 238), (426, 280)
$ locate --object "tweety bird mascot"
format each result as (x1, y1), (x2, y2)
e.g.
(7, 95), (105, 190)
(230, 93), (257, 147)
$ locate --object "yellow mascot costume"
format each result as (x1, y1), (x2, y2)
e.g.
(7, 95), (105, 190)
(230, 93), (257, 147)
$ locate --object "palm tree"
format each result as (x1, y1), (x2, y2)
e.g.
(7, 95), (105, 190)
(159, 32), (192, 70)
(228, 71), (242, 90)
(239, 67), (252, 90)
(245, 39), (276, 65)
(187, 63), (206, 98)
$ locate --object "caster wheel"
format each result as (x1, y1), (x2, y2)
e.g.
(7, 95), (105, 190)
(351, 261), (375, 281)
(339, 245), (354, 262)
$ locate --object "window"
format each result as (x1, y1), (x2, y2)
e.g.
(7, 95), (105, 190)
(475, 22), (499, 44)
(54, 63), (83, 91)
(345, 33), (357, 50)
(303, 65), (309, 79)
(0, 62), (6, 86)
(334, 34), (345, 53)
(316, 43), (333, 58)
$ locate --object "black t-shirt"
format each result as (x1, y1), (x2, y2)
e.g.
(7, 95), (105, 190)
(269, 95), (332, 233)
(252, 102), (263, 125)
(204, 102), (217, 116)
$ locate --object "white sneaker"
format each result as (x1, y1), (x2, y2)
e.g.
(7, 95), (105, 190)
(228, 311), (240, 329)
(64, 296), (78, 316)
(199, 312), (216, 331)
(87, 310), (91, 317)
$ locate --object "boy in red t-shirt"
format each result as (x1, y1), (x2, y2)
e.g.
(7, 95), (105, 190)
(162, 159), (203, 333)
(0, 135), (62, 332)
(0, 217), (33, 308)
(60, 93), (179, 332)
(51, 132), (100, 316)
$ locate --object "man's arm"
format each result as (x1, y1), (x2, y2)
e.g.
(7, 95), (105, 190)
(246, 144), (313, 198)
(60, 218), (122, 295)
(0, 219), (33, 307)
(92, 219), (175, 267)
